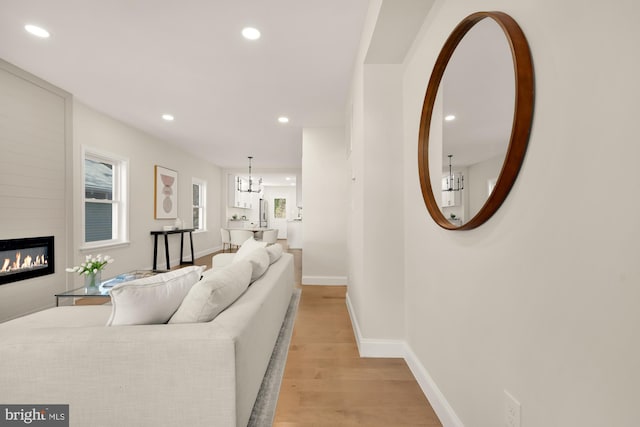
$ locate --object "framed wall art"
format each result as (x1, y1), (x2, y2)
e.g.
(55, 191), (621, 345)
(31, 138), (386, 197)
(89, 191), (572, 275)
(154, 165), (178, 219)
(274, 198), (286, 219)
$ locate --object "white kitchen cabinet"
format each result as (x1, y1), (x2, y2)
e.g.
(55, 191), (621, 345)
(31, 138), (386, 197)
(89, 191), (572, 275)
(287, 220), (303, 249)
(441, 175), (462, 207)
(227, 175), (239, 208)
(440, 173), (464, 208)
(228, 175), (256, 209)
(238, 188), (250, 209)
(441, 190), (460, 207)
(227, 220), (250, 228)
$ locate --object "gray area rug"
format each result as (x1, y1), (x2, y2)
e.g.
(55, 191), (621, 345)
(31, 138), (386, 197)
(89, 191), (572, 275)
(248, 288), (301, 426)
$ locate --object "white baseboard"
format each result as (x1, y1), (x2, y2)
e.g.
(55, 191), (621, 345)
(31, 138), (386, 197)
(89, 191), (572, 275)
(345, 292), (464, 427)
(403, 346), (465, 427)
(195, 246), (221, 260)
(345, 292), (405, 357)
(301, 275), (347, 285)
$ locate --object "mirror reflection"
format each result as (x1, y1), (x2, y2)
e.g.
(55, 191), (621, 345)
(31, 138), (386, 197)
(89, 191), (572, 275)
(431, 18), (515, 226)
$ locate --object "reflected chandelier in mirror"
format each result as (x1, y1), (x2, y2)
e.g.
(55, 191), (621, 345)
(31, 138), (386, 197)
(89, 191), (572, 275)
(418, 11), (534, 230)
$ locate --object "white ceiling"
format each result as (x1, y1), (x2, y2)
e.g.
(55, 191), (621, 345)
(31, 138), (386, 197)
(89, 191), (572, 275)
(365, 0), (434, 64)
(0, 0), (370, 169)
(260, 173), (297, 187)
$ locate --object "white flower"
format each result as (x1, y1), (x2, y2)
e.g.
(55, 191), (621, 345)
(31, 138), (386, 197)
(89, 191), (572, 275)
(66, 254), (115, 276)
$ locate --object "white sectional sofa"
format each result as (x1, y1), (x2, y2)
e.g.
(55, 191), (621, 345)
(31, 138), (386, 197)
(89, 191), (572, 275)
(0, 243), (294, 427)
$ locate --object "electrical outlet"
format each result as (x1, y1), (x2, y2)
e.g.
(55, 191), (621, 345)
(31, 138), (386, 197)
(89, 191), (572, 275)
(504, 390), (521, 427)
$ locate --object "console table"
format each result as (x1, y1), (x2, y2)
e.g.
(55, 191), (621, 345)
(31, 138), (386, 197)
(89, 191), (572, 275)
(150, 228), (195, 271)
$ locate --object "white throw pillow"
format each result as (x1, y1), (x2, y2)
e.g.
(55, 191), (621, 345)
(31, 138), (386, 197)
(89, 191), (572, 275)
(234, 247), (269, 282)
(107, 265), (204, 326)
(169, 260), (252, 324)
(235, 237), (267, 260)
(266, 243), (283, 264)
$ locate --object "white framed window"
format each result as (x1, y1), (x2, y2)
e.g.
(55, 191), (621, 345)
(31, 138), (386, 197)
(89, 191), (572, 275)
(82, 147), (129, 248)
(192, 178), (206, 232)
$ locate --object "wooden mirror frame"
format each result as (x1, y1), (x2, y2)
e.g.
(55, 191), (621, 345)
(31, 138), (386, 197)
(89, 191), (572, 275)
(418, 11), (534, 230)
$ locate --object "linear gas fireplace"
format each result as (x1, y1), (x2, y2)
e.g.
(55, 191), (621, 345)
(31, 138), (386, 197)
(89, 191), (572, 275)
(0, 236), (54, 285)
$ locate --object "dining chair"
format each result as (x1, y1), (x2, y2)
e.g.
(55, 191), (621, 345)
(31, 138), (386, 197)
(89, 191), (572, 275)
(220, 228), (231, 252)
(260, 229), (278, 246)
(229, 229), (254, 252)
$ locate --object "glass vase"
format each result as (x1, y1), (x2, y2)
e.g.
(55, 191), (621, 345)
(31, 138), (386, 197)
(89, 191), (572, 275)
(85, 270), (102, 289)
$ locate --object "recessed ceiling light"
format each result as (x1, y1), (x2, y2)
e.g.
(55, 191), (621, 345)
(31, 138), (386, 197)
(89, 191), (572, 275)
(242, 27), (261, 40)
(278, 116), (289, 124)
(24, 24), (50, 38)
(444, 115), (456, 121)
(162, 114), (174, 121)
(286, 177), (291, 181)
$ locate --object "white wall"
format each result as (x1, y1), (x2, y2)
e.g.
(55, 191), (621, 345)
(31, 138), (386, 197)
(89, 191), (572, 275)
(71, 101), (223, 280)
(0, 60), (72, 321)
(346, 63), (406, 344)
(467, 154), (502, 219)
(347, 0), (640, 425)
(262, 186), (297, 238)
(347, 0), (640, 426)
(302, 127), (348, 285)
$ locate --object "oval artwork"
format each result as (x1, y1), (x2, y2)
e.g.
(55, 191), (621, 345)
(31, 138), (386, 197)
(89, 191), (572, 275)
(418, 12), (534, 230)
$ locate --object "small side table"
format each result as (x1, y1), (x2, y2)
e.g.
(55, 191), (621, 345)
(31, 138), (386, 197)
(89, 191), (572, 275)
(55, 270), (158, 306)
(55, 286), (109, 307)
(150, 228), (195, 271)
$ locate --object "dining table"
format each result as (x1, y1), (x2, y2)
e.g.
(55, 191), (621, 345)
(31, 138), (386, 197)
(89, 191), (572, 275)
(224, 227), (274, 239)
(224, 227), (273, 232)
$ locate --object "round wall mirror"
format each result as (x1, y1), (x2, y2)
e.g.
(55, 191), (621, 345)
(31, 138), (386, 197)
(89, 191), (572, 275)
(418, 11), (534, 230)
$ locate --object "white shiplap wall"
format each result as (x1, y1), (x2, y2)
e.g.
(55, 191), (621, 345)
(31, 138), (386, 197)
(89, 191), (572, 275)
(0, 60), (72, 321)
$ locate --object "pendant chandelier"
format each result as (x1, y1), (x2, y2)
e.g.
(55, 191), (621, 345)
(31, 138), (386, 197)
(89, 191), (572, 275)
(237, 156), (262, 193)
(443, 154), (464, 192)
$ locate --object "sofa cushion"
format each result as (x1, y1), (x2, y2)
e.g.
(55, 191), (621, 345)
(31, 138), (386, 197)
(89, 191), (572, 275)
(235, 237), (267, 260)
(107, 265), (204, 326)
(168, 260), (252, 324)
(234, 247), (269, 282)
(266, 243), (284, 264)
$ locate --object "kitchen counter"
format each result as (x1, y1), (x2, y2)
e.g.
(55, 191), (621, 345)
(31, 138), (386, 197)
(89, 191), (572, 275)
(287, 220), (303, 249)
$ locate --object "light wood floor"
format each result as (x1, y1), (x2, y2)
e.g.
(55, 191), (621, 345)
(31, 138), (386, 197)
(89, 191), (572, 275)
(199, 241), (442, 426)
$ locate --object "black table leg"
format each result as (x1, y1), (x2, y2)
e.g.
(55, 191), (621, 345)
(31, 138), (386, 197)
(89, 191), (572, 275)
(164, 234), (170, 270)
(189, 231), (194, 264)
(153, 235), (159, 271)
(180, 232), (185, 264)
(178, 231), (195, 265)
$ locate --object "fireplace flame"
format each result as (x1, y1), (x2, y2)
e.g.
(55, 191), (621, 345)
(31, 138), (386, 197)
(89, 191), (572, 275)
(0, 251), (48, 273)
